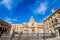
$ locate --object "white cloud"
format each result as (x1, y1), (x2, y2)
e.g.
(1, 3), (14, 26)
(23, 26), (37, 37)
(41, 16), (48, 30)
(0, 0), (12, 10)
(6, 20), (13, 24)
(4, 17), (12, 23)
(13, 18), (18, 21)
(34, 2), (48, 15)
(4, 17), (18, 24)
(6, 17), (11, 21)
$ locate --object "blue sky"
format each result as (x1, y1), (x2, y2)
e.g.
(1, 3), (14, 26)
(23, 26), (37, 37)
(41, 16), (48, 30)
(0, 0), (60, 24)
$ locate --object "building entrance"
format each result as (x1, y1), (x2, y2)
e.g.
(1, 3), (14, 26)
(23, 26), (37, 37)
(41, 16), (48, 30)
(55, 27), (60, 36)
(58, 29), (60, 35)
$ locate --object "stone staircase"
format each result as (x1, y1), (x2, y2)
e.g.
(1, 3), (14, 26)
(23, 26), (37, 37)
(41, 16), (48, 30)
(0, 33), (56, 40)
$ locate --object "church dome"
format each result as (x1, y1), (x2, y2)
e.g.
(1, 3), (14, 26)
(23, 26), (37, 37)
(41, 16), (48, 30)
(29, 16), (35, 23)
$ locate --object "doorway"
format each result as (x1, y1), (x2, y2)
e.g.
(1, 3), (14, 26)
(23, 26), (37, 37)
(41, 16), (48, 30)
(58, 29), (60, 35)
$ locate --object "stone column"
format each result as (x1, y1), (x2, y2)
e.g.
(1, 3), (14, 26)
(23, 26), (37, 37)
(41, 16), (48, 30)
(35, 27), (38, 33)
(10, 27), (14, 35)
(9, 27), (14, 40)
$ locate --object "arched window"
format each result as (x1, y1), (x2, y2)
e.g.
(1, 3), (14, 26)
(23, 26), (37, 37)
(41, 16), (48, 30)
(55, 18), (57, 22)
(52, 20), (54, 23)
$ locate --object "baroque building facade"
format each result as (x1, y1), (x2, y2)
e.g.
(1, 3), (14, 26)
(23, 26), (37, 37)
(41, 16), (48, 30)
(10, 8), (60, 36)
(43, 8), (60, 36)
(0, 19), (11, 37)
(11, 16), (43, 33)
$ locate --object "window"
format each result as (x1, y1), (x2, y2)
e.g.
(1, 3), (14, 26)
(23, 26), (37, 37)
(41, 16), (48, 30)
(0, 24), (2, 26)
(0, 24), (1, 26)
(52, 20), (55, 24)
(52, 20), (53, 23)
(54, 14), (56, 17)
(58, 11), (60, 14)
(52, 19), (57, 24)
(55, 18), (57, 22)
(46, 23), (49, 27)
(58, 15), (60, 19)
(49, 22), (51, 25)
(46, 24), (48, 27)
